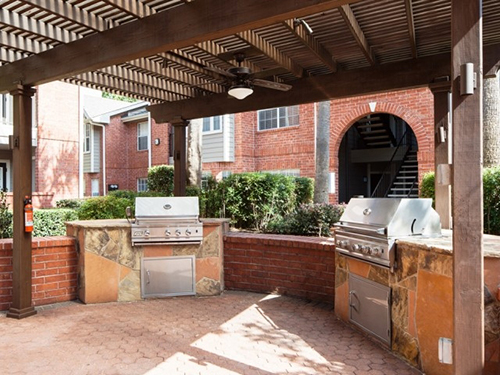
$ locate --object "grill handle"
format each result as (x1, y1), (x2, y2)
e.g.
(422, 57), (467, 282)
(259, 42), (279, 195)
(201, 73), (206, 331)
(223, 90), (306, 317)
(349, 290), (360, 312)
(146, 269), (151, 285)
(336, 222), (386, 235)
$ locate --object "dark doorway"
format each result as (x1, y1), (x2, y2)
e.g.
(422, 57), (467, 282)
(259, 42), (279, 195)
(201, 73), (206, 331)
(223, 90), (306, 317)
(338, 113), (418, 203)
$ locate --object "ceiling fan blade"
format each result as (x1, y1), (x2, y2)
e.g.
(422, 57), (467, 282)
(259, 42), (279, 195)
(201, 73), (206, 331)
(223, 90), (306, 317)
(253, 67), (288, 79)
(253, 79), (292, 91)
(204, 65), (236, 78)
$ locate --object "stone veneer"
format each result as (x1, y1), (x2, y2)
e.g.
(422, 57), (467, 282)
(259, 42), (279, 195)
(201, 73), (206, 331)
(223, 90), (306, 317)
(335, 230), (500, 375)
(66, 218), (228, 304)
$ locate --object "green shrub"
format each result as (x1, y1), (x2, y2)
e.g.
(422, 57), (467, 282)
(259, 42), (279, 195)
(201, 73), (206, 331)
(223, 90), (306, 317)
(294, 177), (314, 204)
(77, 195), (132, 220)
(419, 171), (435, 206)
(33, 209), (78, 237)
(265, 203), (345, 237)
(200, 175), (223, 219)
(215, 172), (297, 230)
(0, 191), (12, 239)
(147, 165), (174, 196)
(56, 198), (84, 209)
(484, 166), (500, 235)
(419, 168), (500, 235)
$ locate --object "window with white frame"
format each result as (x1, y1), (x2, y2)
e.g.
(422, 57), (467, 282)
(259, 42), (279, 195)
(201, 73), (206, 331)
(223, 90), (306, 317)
(137, 178), (148, 192)
(0, 94), (13, 125)
(91, 179), (99, 197)
(258, 106), (299, 131)
(137, 122), (149, 151)
(84, 123), (91, 153)
(202, 116), (222, 133)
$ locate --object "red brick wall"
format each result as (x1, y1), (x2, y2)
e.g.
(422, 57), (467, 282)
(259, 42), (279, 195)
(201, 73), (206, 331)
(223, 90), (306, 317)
(105, 116), (170, 192)
(224, 232), (336, 303)
(35, 82), (80, 205)
(203, 88), (435, 203)
(0, 236), (78, 311)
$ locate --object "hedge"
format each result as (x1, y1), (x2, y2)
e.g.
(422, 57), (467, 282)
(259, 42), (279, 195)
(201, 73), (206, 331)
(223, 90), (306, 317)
(420, 167), (500, 235)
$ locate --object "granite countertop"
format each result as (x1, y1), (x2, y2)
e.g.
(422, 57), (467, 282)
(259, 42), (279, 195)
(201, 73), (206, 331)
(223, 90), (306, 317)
(396, 229), (500, 258)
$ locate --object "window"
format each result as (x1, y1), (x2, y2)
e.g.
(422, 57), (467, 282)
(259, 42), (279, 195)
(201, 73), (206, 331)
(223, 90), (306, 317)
(137, 122), (149, 151)
(91, 179), (99, 197)
(258, 106), (299, 131)
(202, 116), (222, 133)
(201, 171), (212, 189)
(84, 123), (91, 153)
(0, 94), (13, 125)
(137, 178), (148, 192)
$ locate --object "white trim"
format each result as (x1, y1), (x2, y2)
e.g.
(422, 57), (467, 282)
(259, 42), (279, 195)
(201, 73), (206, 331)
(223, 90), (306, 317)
(93, 123), (107, 195)
(0, 159), (11, 192)
(222, 114), (230, 161)
(79, 85), (84, 198)
(83, 122), (92, 154)
(147, 112), (152, 168)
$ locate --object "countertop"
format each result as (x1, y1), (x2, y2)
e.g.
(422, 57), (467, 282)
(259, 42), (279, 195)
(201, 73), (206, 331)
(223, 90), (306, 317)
(396, 229), (500, 258)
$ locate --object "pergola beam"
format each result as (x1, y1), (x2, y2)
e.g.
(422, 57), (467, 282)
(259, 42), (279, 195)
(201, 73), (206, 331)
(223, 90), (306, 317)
(236, 30), (304, 78)
(283, 19), (337, 73)
(338, 4), (376, 65)
(0, 0), (355, 92)
(404, 0), (418, 58)
(20, 0), (108, 32)
(148, 51), (451, 122)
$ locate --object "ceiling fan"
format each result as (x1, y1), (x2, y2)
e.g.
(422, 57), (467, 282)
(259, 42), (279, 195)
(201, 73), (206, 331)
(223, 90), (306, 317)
(204, 52), (292, 100)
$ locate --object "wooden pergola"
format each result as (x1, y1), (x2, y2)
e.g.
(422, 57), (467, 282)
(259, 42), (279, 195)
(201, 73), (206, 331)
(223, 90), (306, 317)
(0, 0), (497, 373)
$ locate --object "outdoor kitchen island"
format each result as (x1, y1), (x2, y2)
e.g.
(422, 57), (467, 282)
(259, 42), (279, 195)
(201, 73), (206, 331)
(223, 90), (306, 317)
(66, 218), (228, 304)
(335, 230), (500, 375)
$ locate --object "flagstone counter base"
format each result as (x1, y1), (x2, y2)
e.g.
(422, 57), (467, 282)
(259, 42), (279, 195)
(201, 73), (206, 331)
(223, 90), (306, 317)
(66, 219), (228, 304)
(335, 230), (500, 375)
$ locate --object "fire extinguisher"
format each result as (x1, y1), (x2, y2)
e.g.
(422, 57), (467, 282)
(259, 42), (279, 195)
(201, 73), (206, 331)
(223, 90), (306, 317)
(24, 196), (33, 233)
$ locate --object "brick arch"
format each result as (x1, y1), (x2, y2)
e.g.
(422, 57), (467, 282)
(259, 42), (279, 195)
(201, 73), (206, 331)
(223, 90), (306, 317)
(329, 97), (435, 202)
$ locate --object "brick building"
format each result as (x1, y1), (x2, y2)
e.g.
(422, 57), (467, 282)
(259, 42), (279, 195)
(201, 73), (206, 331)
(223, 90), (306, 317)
(0, 81), (435, 206)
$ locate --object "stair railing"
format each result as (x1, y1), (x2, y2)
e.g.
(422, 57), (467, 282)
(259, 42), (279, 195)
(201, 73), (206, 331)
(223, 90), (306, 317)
(370, 127), (410, 198)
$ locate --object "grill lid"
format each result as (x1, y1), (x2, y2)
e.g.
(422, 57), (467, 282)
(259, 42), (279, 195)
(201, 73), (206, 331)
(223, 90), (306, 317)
(135, 197), (199, 220)
(337, 198), (441, 237)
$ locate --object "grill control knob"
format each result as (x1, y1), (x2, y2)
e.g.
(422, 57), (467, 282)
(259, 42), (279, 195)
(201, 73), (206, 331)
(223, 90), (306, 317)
(185, 229), (192, 236)
(364, 246), (372, 255)
(165, 229), (171, 237)
(175, 229), (181, 237)
(338, 240), (348, 248)
(353, 244), (361, 252)
(372, 247), (381, 257)
(144, 230), (150, 237)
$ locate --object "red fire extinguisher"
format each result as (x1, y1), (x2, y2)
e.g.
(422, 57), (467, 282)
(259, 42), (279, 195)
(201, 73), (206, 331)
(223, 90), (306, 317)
(24, 196), (33, 233)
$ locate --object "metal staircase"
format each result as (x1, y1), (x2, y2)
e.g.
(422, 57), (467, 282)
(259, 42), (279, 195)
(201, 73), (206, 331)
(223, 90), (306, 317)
(386, 149), (419, 198)
(355, 115), (396, 148)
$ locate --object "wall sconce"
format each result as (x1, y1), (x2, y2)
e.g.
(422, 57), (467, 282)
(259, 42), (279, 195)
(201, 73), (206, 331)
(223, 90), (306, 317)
(460, 63), (476, 95)
(154, 138), (161, 145)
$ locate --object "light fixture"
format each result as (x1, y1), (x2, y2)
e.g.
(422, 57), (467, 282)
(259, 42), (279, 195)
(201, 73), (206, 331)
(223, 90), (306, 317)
(228, 84), (253, 100)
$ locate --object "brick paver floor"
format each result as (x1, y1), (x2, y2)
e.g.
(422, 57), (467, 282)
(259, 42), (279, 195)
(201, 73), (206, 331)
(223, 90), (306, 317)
(0, 291), (421, 375)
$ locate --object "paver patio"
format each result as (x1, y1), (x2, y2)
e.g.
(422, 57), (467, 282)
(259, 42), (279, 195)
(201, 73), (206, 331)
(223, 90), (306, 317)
(0, 291), (421, 375)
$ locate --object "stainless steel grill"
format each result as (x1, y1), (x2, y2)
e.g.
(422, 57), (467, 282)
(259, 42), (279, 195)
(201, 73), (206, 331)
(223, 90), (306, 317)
(131, 197), (203, 246)
(334, 198), (441, 271)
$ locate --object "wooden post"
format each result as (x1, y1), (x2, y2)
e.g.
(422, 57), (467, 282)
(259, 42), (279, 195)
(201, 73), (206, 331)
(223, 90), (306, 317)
(451, 0), (484, 373)
(430, 83), (452, 229)
(7, 85), (37, 319)
(171, 117), (188, 196)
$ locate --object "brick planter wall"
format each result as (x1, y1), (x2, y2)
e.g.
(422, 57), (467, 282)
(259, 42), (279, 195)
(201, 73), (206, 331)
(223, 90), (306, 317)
(224, 232), (336, 303)
(0, 237), (78, 311)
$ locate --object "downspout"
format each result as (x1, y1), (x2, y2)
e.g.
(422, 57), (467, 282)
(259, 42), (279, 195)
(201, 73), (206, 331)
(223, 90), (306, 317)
(93, 123), (106, 196)
(148, 112), (152, 169)
(78, 85), (84, 198)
